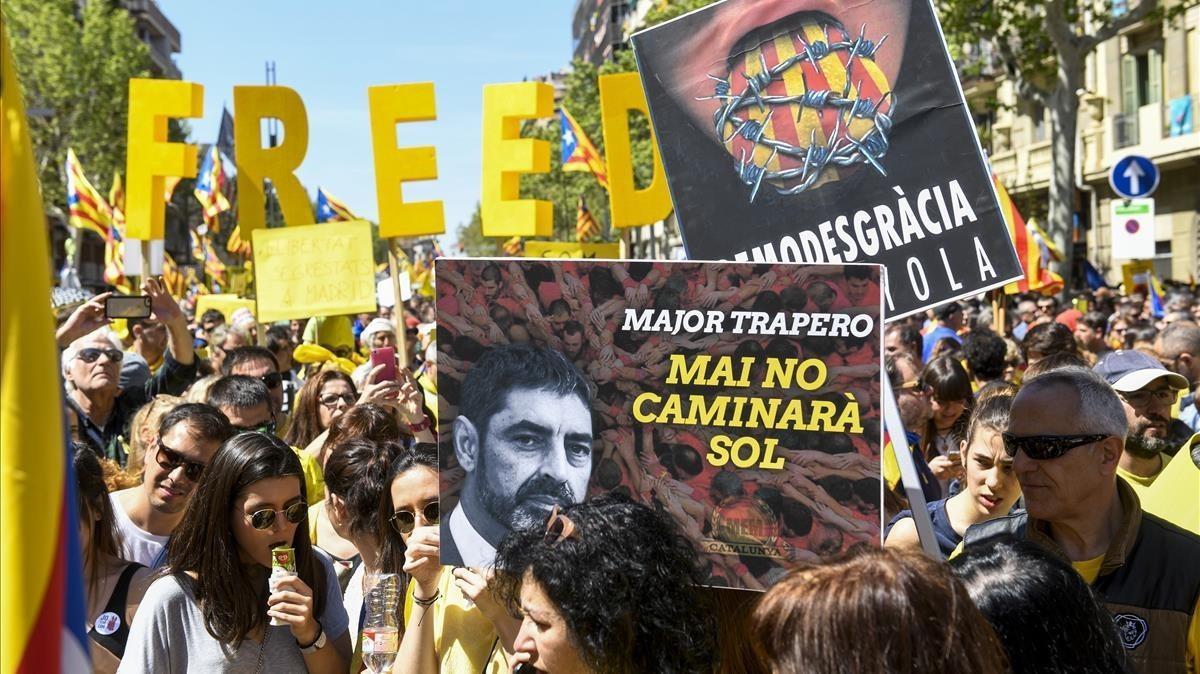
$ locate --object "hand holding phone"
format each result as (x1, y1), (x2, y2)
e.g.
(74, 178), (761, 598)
(105, 295), (152, 319)
(370, 347), (397, 383)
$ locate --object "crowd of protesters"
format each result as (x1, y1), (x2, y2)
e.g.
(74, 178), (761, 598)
(57, 270), (1199, 674)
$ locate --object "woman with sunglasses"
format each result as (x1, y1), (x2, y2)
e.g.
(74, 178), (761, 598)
(490, 494), (718, 674)
(392, 444), (519, 673)
(76, 444), (155, 674)
(119, 432), (351, 673)
(315, 437), (405, 668)
(885, 393), (1021, 557)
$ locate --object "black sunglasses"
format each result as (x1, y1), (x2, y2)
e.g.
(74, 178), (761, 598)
(390, 501), (439, 535)
(232, 419), (277, 435)
(259, 372), (283, 390)
(247, 501), (307, 531)
(156, 440), (206, 482)
(76, 347), (124, 364)
(1001, 433), (1108, 460)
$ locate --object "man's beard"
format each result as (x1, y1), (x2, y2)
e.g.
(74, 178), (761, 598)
(477, 451), (578, 532)
(1125, 432), (1172, 460)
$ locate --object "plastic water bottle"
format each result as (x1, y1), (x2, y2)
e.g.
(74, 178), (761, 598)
(361, 573), (400, 673)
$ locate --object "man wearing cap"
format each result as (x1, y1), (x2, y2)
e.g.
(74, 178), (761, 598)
(963, 367), (1200, 673)
(1094, 350), (1190, 496)
(922, 302), (963, 362)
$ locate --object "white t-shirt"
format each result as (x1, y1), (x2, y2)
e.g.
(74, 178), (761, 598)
(109, 492), (170, 567)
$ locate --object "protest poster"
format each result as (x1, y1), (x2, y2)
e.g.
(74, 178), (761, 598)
(524, 241), (622, 259)
(436, 258), (883, 590)
(252, 221), (377, 322)
(630, 0), (1023, 319)
(194, 294), (256, 323)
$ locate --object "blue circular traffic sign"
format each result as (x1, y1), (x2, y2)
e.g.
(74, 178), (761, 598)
(1109, 155), (1159, 199)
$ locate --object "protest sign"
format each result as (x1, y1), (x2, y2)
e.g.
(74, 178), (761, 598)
(631, 0), (1022, 319)
(194, 294), (256, 323)
(523, 241), (622, 259)
(436, 258), (883, 589)
(1121, 260), (1160, 297)
(252, 221), (376, 322)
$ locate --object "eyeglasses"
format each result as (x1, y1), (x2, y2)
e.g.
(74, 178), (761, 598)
(259, 372), (283, 390)
(1001, 433), (1108, 460)
(232, 419), (277, 435)
(76, 347), (124, 364)
(544, 504), (580, 547)
(246, 501), (307, 531)
(389, 501), (439, 535)
(319, 393), (356, 408)
(155, 440), (206, 482)
(1119, 388), (1176, 407)
(896, 380), (932, 397)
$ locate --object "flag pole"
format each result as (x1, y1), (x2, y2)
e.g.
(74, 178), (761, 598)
(140, 240), (151, 281)
(388, 239), (409, 369)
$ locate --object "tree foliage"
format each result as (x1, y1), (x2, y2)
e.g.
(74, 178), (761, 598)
(3, 0), (152, 211)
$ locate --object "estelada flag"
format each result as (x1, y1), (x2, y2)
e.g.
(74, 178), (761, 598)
(995, 174), (1063, 295)
(576, 195), (600, 242)
(316, 187), (359, 223)
(559, 107), (609, 189)
(64, 148), (111, 239)
(2, 22), (91, 673)
(194, 145), (231, 224)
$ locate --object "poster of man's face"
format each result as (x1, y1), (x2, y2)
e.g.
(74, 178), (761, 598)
(436, 259), (884, 588)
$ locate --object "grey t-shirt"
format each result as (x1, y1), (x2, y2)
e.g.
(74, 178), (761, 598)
(118, 552), (348, 673)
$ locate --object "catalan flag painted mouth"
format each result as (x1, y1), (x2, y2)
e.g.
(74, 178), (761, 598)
(698, 14), (896, 202)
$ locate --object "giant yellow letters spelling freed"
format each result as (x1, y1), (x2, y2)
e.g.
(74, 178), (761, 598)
(599, 72), (672, 229)
(369, 83), (444, 238)
(480, 82), (553, 238)
(125, 79), (203, 240)
(234, 86), (314, 232)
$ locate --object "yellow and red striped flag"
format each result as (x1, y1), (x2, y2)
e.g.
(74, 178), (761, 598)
(193, 145), (230, 227)
(226, 224), (252, 256)
(994, 174), (1063, 295)
(2, 23), (91, 672)
(575, 195), (600, 242)
(190, 228), (227, 285)
(162, 252), (185, 298)
(64, 148), (111, 239)
(502, 236), (523, 256)
(104, 171), (130, 290)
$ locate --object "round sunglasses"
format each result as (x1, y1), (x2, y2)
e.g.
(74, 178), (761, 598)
(389, 501), (439, 535)
(246, 501), (307, 531)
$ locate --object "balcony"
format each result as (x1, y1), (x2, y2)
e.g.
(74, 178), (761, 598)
(1113, 112), (1139, 149)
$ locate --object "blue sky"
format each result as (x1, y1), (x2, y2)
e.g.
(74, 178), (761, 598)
(167, 1), (575, 249)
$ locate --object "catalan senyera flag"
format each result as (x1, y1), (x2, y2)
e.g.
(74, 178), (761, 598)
(194, 145), (231, 225)
(316, 187), (359, 223)
(576, 195), (601, 242)
(2, 24), (91, 673)
(559, 107), (608, 189)
(65, 148), (111, 239)
(995, 174), (1063, 295)
(190, 228), (227, 285)
(226, 224), (252, 256)
(502, 236), (523, 256)
(162, 252), (185, 298)
(104, 172), (129, 290)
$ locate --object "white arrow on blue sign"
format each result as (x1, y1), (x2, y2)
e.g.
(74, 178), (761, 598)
(1109, 155), (1159, 199)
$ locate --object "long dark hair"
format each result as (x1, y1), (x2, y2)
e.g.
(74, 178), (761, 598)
(167, 432), (326, 646)
(491, 494), (718, 674)
(920, 356), (974, 461)
(75, 443), (121, 604)
(378, 443), (438, 574)
(952, 537), (1130, 673)
(284, 370), (356, 448)
(323, 438), (404, 571)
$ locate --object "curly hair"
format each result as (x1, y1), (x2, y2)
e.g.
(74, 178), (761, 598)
(491, 494), (717, 674)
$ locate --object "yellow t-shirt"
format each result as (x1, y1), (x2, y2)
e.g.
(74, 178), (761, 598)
(402, 567), (509, 673)
(1115, 463), (1163, 501)
(1071, 553), (1106, 584)
(291, 445), (325, 505)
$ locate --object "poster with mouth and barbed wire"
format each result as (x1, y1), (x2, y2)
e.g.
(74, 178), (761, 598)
(631, 0), (1022, 320)
(436, 258), (883, 590)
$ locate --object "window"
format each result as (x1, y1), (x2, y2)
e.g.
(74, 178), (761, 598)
(1121, 48), (1162, 113)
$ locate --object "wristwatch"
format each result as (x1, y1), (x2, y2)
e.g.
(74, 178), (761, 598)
(297, 622), (326, 654)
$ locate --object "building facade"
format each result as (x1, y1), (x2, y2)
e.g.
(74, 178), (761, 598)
(970, 4), (1200, 286)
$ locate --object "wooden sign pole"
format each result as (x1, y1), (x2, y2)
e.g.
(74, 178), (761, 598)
(388, 239), (409, 369)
